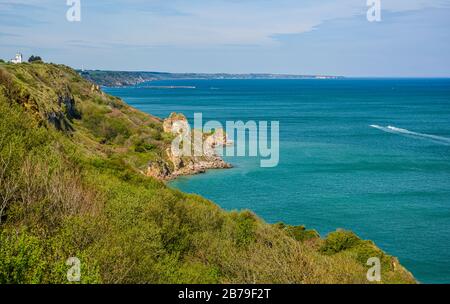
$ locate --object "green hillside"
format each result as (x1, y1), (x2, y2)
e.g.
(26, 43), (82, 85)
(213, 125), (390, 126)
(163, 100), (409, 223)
(0, 61), (415, 284)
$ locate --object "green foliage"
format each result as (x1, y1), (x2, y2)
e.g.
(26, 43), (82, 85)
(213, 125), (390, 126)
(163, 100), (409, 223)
(134, 140), (156, 153)
(0, 63), (416, 284)
(275, 223), (320, 242)
(232, 211), (257, 247)
(82, 108), (131, 143)
(0, 227), (102, 284)
(28, 55), (43, 63)
(0, 229), (46, 283)
(319, 230), (397, 275)
(320, 230), (361, 255)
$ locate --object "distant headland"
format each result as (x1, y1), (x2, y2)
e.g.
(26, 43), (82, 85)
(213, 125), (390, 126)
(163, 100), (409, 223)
(79, 70), (344, 87)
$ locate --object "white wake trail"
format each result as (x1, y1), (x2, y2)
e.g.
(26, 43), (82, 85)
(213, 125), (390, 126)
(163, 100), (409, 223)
(370, 125), (450, 145)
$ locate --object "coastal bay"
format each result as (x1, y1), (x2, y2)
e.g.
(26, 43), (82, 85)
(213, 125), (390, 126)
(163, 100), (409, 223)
(106, 78), (450, 283)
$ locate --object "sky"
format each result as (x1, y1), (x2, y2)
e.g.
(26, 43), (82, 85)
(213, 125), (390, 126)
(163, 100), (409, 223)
(0, 0), (450, 77)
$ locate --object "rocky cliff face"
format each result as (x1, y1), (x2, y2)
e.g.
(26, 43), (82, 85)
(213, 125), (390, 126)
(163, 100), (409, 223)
(146, 112), (232, 180)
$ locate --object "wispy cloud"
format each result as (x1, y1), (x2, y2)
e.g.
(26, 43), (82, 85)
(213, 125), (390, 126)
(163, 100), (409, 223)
(0, 0), (50, 28)
(1, 0), (449, 46)
(0, 0), (449, 75)
(64, 39), (164, 50)
(0, 31), (21, 37)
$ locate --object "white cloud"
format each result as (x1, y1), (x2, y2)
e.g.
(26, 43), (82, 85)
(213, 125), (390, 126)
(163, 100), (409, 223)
(90, 0), (450, 46)
(1, 0), (449, 48)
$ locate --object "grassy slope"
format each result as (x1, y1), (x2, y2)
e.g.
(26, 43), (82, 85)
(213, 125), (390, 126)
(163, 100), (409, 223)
(0, 62), (415, 284)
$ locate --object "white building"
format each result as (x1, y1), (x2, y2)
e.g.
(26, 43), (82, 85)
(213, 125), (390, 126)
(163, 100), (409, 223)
(10, 53), (23, 64)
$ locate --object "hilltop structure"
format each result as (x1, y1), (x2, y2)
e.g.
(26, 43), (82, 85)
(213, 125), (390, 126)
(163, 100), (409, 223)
(10, 53), (23, 64)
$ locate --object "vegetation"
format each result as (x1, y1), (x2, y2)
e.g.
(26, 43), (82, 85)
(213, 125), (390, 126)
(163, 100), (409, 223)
(0, 63), (415, 284)
(80, 70), (344, 87)
(275, 223), (320, 243)
(79, 70), (166, 87)
(28, 55), (43, 63)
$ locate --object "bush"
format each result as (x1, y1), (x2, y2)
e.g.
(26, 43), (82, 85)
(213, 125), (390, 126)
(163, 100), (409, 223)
(233, 211), (257, 247)
(134, 140), (156, 153)
(276, 223), (320, 242)
(81, 106), (131, 143)
(0, 229), (46, 283)
(319, 230), (396, 273)
(0, 100), (49, 223)
(28, 55), (43, 63)
(320, 230), (361, 255)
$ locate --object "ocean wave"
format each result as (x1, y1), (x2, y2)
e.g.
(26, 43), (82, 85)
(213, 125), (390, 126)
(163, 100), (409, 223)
(370, 124), (450, 145)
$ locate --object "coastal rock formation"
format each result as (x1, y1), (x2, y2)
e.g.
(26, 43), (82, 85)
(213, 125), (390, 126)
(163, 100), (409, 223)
(162, 112), (189, 134)
(203, 128), (231, 156)
(145, 112), (232, 180)
(146, 160), (171, 180)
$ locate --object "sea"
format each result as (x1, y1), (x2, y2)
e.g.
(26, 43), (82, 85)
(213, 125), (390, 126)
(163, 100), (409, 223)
(104, 78), (450, 283)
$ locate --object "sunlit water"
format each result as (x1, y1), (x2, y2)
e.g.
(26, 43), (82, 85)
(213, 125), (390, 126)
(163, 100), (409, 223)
(105, 78), (450, 283)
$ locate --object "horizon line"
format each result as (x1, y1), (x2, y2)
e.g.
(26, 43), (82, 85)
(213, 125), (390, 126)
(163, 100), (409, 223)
(76, 68), (450, 79)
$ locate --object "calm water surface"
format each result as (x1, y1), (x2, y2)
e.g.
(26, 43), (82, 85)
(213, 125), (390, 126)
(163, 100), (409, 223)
(105, 78), (450, 283)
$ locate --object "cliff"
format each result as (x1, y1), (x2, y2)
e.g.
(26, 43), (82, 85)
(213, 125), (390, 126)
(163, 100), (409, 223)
(157, 112), (232, 179)
(0, 61), (414, 284)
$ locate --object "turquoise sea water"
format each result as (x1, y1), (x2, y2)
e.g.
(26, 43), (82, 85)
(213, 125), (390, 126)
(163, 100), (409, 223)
(105, 79), (450, 283)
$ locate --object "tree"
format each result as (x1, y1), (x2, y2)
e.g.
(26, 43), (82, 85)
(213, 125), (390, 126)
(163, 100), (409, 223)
(0, 59), (5, 63)
(28, 55), (43, 63)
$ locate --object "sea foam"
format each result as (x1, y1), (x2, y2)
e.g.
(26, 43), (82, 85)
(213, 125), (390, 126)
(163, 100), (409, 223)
(370, 124), (450, 145)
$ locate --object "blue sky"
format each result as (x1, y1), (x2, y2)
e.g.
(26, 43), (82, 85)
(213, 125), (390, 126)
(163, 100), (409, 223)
(1, 0), (449, 76)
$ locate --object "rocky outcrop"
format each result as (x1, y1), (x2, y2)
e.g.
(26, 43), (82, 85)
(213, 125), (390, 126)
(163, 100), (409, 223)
(169, 154), (232, 179)
(203, 128), (232, 156)
(47, 90), (82, 132)
(146, 160), (171, 180)
(162, 112), (188, 133)
(145, 112), (232, 180)
(46, 111), (74, 132)
(58, 93), (81, 120)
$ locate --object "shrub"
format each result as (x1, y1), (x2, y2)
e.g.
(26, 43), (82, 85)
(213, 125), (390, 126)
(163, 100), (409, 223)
(276, 223), (320, 242)
(81, 106), (131, 143)
(0, 229), (46, 283)
(134, 140), (156, 153)
(28, 55), (43, 63)
(233, 211), (257, 247)
(320, 229), (361, 255)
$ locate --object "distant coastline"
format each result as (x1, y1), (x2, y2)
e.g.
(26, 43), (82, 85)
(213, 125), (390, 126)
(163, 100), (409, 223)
(79, 70), (344, 87)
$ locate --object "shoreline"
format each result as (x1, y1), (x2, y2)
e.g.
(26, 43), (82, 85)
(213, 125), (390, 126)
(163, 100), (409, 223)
(145, 112), (234, 180)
